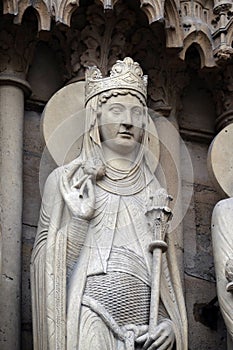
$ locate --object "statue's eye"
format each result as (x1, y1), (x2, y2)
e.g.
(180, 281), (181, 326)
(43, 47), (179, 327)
(132, 107), (143, 116)
(110, 106), (123, 114)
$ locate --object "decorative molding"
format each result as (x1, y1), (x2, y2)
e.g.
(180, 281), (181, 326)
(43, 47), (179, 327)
(214, 65), (233, 131)
(179, 127), (214, 144)
(2, 0), (233, 69)
(0, 74), (31, 96)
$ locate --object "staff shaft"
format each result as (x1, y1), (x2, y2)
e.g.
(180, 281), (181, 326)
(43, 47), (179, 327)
(149, 247), (163, 336)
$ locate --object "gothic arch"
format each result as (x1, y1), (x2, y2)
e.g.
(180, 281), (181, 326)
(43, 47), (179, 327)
(13, 0), (51, 30)
(57, 0), (122, 26)
(179, 30), (215, 68)
(55, 0), (79, 26)
(140, 0), (164, 24)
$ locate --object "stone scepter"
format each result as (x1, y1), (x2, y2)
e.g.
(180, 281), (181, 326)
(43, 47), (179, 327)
(145, 188), (172, 344)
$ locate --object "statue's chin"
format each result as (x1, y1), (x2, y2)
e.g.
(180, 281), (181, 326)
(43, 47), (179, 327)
(102, 137), (139, 156)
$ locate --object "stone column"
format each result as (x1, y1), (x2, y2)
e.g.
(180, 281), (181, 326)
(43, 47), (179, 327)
(0, 74), (31, 350)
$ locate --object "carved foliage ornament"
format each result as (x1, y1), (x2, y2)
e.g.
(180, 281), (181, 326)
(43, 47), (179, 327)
(0, 23), (37, 75)
(47, 2), (136, 81)
(71, 2), (135, 77)
(212, 65), (233, 130)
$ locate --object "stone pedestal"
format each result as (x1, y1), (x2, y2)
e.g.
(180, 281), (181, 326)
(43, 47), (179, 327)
(0, 74), (31, 350)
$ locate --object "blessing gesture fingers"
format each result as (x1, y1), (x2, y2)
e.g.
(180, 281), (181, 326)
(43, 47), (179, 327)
(60, 160), (96, 220)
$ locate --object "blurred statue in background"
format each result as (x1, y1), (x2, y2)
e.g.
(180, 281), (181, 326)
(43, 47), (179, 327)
(208, 123), (233, 348)
(31, 57), (187, 350)
(212, 198), (233, 344)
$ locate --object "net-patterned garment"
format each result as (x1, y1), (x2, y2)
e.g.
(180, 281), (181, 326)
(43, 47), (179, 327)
(84, 247), (151, 326)
(84, 271), (151, 326)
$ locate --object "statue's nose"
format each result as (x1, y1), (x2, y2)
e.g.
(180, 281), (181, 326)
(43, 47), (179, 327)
(122, 109), (132, 127)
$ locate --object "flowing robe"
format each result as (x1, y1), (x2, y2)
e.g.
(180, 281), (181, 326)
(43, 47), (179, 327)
(31, 161), (187, 350)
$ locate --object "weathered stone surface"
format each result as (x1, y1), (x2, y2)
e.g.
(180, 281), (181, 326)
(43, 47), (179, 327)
(183, 185), (219, 282)
(21, 224), (35, 350)
(23, 153), (42, 227)
(22, 225), (36, 324)
(181, 136), (227, 348)
(185, 274), (227, 350)
(180, 78), (216, 135)
(22, 326), (33, 350)
(23, 109), (44, 226)
(24, 111), (43, 156)
(182, 141), (217, 187)
(0, 82), (25, 350)
(182, 140), (222, 281)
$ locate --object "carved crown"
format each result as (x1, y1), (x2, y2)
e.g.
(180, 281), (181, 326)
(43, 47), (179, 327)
(85, 57), (148, 105)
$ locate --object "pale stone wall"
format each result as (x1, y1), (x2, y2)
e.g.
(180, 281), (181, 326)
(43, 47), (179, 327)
(182, 141), (227, 349)
(180, 79), (228, 348)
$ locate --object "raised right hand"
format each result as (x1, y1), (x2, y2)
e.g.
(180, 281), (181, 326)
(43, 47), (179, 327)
(59, 159), (96, 220)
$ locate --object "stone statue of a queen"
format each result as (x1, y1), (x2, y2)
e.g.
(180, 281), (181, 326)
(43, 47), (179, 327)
(31, 57), (187, 350)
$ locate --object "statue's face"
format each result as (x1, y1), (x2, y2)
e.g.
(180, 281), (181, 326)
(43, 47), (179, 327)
(98, 94), (145, 156)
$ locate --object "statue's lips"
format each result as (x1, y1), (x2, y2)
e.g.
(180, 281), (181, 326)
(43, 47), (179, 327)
(118, 131), (134, 138)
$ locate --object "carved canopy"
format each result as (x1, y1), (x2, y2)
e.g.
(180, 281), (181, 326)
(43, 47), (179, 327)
(2, 0), (233, 66)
